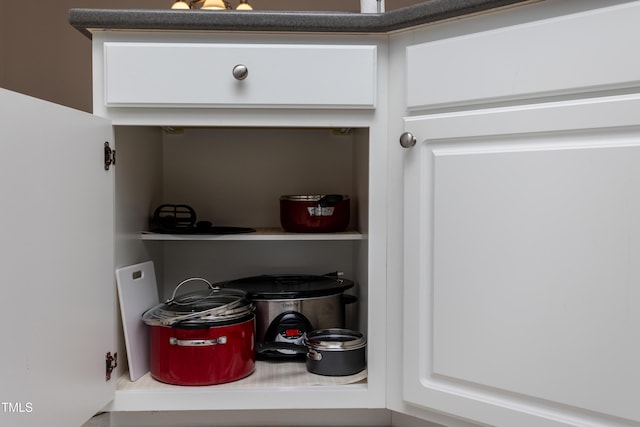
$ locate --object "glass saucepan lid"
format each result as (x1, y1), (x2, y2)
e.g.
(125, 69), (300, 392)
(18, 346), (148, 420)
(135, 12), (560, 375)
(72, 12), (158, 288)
(142, 277), (252, 326)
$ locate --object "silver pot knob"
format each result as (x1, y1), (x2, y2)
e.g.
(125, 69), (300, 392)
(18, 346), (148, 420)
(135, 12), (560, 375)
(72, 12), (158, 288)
(232, 64), (249, 80)
(399, 132), (417, 148)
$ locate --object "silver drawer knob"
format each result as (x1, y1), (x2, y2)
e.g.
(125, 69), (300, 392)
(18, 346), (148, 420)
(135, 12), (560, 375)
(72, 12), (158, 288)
(399, 132), (417, 148)
(232, 64), (249, 80)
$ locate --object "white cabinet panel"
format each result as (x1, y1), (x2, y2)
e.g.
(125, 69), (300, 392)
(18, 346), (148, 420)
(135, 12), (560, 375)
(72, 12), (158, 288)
(407, 1), (640, 110)
(402, 95), (640, 427)
(433, 145), (639, 418)
(104, 42), (376, 109)
(0, 89), (115, 426)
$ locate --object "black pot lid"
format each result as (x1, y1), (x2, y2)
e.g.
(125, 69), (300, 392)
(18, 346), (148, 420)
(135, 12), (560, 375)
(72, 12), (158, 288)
(217, 274), (354, 299)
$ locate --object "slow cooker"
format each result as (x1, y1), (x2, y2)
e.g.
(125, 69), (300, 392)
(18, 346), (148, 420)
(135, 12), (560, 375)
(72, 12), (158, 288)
(216, 273), (356, 358)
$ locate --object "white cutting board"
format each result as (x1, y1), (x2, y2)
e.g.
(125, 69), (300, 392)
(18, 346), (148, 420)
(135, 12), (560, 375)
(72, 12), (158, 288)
(115, 261), (160, 381)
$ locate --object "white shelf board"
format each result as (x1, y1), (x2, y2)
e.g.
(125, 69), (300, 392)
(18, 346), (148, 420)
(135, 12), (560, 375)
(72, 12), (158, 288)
(109, 360), (369, 411)
(118, 360), (366, 390)
(140, 228), (365, 241)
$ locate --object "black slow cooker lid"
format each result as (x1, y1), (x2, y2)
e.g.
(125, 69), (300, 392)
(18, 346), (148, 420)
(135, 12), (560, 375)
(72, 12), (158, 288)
(217, 274), (354, 299)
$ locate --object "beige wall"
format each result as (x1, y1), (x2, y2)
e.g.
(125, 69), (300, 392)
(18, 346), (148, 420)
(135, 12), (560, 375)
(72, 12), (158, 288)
(0, 6), (4, 88)
(0, 0), (417, 113)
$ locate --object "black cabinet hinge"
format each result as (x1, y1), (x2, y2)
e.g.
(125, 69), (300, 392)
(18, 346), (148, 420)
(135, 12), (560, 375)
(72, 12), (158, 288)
(104, 142), (116, 171)
(105, 352), (118, 381)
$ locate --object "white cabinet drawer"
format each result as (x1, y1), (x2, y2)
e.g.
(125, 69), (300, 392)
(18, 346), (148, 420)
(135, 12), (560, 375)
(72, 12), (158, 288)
(406, 2), (640, 110)
(103, 42), (377, 109)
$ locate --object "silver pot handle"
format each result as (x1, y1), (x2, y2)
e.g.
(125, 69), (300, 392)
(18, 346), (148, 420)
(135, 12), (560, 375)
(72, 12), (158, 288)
(307, 349), (322, 361)
(169, 336), (227, 347)
(166, 277), (215, 304)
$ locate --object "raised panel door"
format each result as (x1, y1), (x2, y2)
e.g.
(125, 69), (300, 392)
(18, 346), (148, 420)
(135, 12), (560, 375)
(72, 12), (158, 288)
(402, 95), (640, 427)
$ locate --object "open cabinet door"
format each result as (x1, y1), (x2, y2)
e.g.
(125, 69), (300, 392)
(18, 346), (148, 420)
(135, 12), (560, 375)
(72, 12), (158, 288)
(0, 88), (115, 426)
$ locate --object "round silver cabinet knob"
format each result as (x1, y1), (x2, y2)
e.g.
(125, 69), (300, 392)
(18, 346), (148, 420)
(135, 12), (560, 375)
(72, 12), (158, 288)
(232, 64), (249, 80)
(399, 132), (417, 148)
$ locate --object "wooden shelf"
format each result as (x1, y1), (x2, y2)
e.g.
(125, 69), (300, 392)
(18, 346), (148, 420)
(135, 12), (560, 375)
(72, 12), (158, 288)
(140, 228), (365, 241)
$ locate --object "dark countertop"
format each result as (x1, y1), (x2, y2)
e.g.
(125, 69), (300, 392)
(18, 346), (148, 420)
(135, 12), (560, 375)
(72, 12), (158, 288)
(69, 0), (530, 37)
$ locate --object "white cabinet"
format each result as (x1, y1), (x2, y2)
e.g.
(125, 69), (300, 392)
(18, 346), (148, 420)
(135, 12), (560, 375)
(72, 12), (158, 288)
(393, 2), (640, 426)
(7, 1), (640, 425)
(96, 32), (390, 416)
(0, 31), (389, 426)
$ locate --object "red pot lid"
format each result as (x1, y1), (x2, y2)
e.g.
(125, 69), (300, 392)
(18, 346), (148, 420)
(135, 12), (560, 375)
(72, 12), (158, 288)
(216, 274), (354, 299)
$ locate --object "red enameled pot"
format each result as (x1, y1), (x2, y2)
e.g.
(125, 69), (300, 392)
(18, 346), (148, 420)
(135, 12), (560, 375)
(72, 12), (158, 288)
(148, 314), (255, 386)
(142, 278), (256, 386)
(280, 195), (350, 233)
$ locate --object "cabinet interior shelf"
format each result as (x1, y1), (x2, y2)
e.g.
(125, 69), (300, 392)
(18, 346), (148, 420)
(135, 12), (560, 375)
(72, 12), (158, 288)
(117, 360), (367, 392)
(140, 228), (365, 241)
